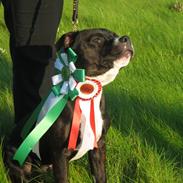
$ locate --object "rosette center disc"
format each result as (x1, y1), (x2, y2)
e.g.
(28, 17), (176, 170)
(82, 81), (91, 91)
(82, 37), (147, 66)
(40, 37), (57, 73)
(76, 79), (102, 100)
(80, 84), (94, 94)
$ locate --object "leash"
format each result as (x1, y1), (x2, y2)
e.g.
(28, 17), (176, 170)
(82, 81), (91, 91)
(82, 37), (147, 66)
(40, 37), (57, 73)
(72, 0), (79, 31)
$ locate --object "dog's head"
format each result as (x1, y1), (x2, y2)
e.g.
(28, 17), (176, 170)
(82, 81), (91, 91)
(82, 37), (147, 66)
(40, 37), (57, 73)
(56, 28), (134, 85)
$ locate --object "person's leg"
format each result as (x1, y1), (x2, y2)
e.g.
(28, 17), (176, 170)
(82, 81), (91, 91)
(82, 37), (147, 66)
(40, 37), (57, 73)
(4, 0), (64, 124)
(2, 1), (64, 180)
(3, 0), (64, 145)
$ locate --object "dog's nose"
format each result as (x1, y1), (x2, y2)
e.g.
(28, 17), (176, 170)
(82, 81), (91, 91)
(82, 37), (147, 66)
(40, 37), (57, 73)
(119, 36), (130, 43)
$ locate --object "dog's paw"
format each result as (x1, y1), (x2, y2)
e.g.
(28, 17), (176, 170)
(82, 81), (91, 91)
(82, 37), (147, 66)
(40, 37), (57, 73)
(3, 145), (32, 183)
(40, 164), (53, 172)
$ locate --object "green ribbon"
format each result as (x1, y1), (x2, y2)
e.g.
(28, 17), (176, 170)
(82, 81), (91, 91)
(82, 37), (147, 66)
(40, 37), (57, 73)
(14, 95), (68, 165)
(14, 48), (85, 166)
(73, 69), (85, 82)
(21, 94), (48, 139)
(67, 48), (77, 63)
(52, 83), (63, 97)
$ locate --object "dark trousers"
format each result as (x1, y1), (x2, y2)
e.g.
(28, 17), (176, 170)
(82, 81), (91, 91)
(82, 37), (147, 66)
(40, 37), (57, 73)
(2, 0), (64, 125)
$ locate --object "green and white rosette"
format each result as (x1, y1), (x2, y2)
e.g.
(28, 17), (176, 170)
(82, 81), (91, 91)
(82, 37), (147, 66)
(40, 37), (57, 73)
(13, 48), (85, 166)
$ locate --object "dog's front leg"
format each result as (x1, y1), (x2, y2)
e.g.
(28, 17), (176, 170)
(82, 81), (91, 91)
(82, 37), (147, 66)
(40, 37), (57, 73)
(88, 137), (107, 183)
(52, 149), (69, 183)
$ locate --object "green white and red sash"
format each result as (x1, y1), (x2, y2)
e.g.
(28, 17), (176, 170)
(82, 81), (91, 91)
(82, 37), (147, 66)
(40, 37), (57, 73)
(13, 48), (103, 165)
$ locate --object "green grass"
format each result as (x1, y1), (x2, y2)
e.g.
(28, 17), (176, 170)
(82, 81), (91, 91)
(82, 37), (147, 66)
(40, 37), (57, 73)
(0, 0), (183, 182)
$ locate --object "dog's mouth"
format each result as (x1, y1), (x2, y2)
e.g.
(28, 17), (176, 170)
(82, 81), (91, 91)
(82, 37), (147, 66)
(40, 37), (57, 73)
(114, 50), (133, 68)
(87, 50), (133, 86)
(119, 50), (133, 59)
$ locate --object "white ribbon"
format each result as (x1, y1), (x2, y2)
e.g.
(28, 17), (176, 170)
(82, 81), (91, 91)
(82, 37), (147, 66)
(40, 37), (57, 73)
(60, 81), (69, 94)
(69, 76), (77, 91)
(55, 58), (64, 71)
(52, 74), (63, 85)
(69, 62), (76, 73)
(60, 53), (69, 66)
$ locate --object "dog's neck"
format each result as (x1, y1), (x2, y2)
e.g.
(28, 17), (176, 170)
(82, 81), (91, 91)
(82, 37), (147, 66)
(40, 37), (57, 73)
(88, 56), (131, 86)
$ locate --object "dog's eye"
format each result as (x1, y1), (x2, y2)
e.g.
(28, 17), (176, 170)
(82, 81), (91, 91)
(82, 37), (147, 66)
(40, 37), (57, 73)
(95, 38), (102, 44)
(91, 37), (103, 44)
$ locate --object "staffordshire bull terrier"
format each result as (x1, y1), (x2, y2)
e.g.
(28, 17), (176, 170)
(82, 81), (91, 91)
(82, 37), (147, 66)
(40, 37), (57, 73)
(4, 28), (133, 183)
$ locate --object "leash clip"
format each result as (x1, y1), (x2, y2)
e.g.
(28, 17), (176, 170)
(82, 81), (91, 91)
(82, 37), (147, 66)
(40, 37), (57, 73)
(72, 20), (79, 32)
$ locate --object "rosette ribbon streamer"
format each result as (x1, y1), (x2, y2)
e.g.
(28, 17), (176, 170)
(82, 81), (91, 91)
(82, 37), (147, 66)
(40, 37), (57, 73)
(13, 48), (85, 166)
(68, 79), (103, 161)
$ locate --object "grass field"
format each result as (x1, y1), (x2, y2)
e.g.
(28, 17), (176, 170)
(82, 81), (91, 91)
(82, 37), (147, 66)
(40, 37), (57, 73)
(0, 0), (183, 182)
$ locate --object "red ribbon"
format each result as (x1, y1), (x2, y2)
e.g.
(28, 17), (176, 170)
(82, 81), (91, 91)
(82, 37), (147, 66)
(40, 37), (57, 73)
(68, 98), (98, 150)
(68, 98), (82, 150)
(90, 98), (97, 148)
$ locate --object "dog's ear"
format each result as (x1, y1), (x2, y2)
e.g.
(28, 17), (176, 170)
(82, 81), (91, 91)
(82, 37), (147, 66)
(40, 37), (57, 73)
(56, 31), (79, 50)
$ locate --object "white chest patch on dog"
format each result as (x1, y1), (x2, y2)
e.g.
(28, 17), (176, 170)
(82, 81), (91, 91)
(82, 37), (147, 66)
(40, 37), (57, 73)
(89, 54), (131, 86)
